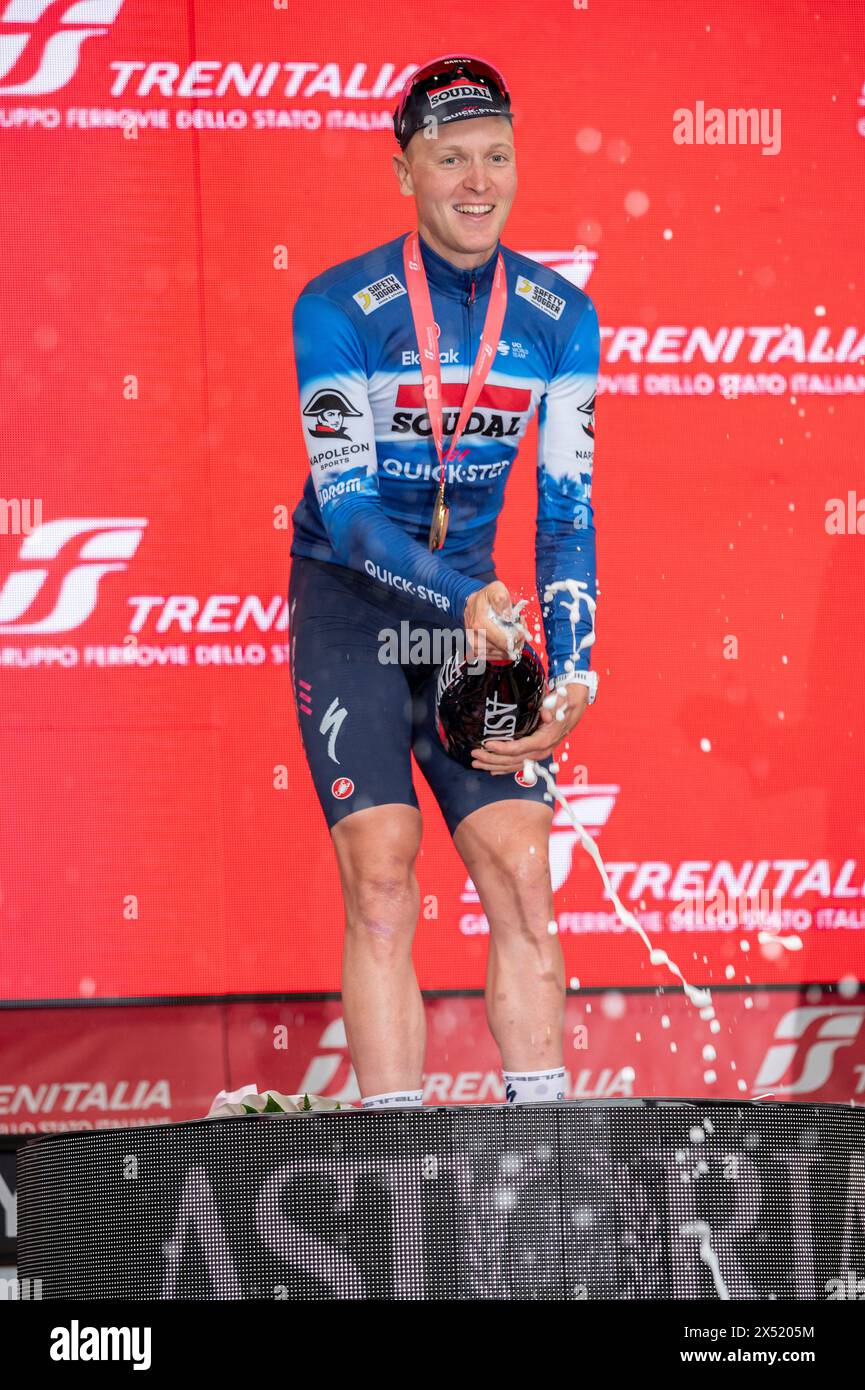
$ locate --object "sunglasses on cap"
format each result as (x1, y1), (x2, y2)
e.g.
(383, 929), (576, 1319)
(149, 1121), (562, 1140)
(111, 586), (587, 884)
(393, 53), (510, 134)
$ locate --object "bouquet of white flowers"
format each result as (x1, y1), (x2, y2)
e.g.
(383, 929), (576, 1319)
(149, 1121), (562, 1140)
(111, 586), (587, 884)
(205, 1083), (346, 1118)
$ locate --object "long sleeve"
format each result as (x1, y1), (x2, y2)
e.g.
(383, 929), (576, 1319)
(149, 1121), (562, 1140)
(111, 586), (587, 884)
(535, 297), (600, 684)
(292, 291), (484, 622)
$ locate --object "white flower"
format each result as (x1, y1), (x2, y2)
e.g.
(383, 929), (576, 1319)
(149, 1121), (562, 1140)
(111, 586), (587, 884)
(205, 1088), (346, 1118)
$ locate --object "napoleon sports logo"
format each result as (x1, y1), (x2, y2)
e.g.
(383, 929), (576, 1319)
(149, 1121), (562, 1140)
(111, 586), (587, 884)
(753, 1006), (865, 1096)
(0, 518), (147, 633)
(302, 387), (362, 440)
(0, 0), (124, 96)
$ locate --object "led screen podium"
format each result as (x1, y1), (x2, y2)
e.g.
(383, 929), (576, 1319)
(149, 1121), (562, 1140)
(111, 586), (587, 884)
(15, 1098), (864, 1300)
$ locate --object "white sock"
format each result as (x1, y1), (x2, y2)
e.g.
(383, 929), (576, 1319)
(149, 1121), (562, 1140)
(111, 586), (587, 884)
(361, 1089), (424, 1110)
(502, 1066), (566, 1104)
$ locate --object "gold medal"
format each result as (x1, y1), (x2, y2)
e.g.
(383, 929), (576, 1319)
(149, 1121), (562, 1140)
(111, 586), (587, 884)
(403, 231), (507, 557)
(428, 479), (449, 550)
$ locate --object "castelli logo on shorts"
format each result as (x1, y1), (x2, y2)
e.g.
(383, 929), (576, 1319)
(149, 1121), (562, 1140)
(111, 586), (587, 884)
(331, 777), (354, 799)
(515, 766), (537, 787)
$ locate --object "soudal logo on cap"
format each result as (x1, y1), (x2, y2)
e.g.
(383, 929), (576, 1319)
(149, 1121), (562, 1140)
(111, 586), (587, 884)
(394, 55), (512, 150)
(427, 80), (495, 111)
(331, 777), (354, 799)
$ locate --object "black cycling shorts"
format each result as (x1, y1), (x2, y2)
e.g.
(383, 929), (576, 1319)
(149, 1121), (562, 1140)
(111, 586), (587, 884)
(288, 555), (555, 836)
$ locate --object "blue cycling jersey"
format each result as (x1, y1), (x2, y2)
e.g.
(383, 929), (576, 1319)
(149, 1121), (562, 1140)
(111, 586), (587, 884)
(290, 230), (599, 683)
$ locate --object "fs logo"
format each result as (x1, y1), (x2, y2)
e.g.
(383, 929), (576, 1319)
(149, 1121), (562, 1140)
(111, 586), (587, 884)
(0, 0), (125, 96)
(0, 517), (146, 633)
(295, 1017), (360, 1102)
(523, 248), (598, 291)
(753, 1006), (865, 1096)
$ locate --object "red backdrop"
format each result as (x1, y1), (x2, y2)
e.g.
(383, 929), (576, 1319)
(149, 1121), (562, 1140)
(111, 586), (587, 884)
(1, 0), (864, 1002)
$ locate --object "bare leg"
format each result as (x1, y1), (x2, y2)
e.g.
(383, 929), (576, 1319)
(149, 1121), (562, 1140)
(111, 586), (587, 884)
(332, 803), (426, 1097)
(453, 800), (563, 1070)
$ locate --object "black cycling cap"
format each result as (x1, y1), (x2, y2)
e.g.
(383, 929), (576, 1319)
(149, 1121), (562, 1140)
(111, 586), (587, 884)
(393, 53), (513, 152)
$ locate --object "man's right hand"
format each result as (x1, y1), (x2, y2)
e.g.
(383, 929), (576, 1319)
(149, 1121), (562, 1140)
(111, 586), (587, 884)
(463, 581), (524, 664)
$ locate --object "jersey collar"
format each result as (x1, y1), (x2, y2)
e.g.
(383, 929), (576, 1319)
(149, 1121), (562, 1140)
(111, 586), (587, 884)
(417, 230), (500, 300)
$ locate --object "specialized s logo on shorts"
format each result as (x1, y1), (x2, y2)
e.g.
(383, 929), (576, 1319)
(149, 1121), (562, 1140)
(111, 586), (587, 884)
(319, 696), (348, 764)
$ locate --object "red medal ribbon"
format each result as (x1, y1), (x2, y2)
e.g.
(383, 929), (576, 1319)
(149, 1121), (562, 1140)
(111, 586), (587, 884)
(402, 230), (507, 547)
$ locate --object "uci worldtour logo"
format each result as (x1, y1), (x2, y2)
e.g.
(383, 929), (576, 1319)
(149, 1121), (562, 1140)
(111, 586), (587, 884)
(0, 517), (146, 633)
(0, 0), (125, 96)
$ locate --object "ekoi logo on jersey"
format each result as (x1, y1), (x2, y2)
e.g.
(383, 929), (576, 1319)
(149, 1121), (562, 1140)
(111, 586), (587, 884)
(331, 777), (354, 799)
(302, 388), (362, 440)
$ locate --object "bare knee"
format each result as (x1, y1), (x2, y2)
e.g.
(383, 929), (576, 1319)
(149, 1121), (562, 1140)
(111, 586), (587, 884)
(354, 865), (420, 938)
(502, 854), (554, 929)
(333, 807), (421, 946)
(470, 820), (551, 894)
(470, 831), (554, 944)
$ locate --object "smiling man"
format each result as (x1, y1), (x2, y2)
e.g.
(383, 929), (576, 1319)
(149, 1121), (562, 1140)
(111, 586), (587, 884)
(289, 55), (600, 1111)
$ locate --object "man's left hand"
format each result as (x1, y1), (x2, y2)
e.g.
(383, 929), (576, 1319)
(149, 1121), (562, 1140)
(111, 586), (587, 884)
(471, 683), (590, 775)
